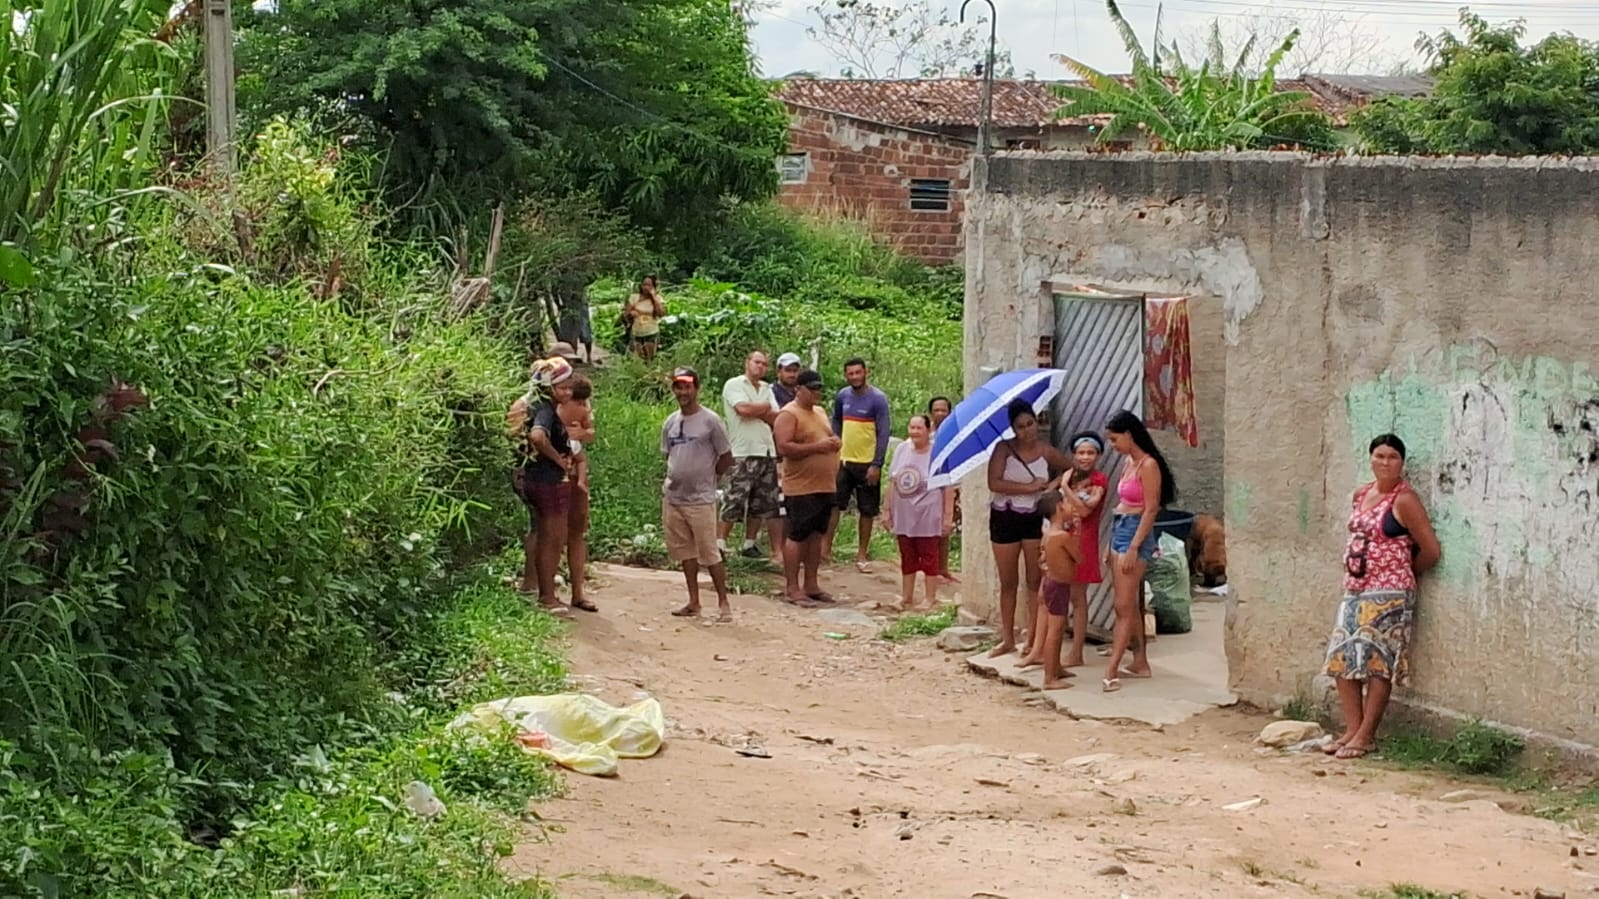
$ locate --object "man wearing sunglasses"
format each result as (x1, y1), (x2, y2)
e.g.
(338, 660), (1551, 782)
(772, 370), (842, 607)
(661, 367), (735, 622)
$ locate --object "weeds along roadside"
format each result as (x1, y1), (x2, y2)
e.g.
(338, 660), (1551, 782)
(0, 553), (571, 898)
(0, 115), (559, 895)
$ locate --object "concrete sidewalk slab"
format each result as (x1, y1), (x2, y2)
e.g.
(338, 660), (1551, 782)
(967, 598), (1237, 727)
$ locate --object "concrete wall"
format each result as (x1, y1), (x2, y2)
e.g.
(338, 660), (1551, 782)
(778, 104), (971, 264)
(964, 151), (1599, 751)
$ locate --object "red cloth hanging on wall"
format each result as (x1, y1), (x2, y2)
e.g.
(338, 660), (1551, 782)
(1144, 297), (1199, 447)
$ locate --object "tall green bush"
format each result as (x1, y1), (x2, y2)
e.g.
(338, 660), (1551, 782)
(0, 121), (525, 792)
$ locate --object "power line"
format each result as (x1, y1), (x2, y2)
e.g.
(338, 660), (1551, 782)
(539, 55), (773, 160)
(1111, 0), (1599, 31)
(1124, 0), (1599, 26)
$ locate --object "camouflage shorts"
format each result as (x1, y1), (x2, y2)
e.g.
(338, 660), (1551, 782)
(721, 456), (781, 522)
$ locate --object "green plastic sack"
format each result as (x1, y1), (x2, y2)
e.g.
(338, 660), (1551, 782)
(1147, 533), (1193, 634)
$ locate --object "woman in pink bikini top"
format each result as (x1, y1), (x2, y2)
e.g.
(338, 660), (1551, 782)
(1101, 410), (1177, 693)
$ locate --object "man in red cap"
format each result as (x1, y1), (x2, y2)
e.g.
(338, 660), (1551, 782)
(661, 367), (735, 621)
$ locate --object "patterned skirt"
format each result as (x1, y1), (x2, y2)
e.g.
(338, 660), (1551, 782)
(1321, 588), (1414, 687)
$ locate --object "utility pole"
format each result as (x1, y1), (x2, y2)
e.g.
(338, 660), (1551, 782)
(203, 0), (238, 175)
(960, 0), (998, 157)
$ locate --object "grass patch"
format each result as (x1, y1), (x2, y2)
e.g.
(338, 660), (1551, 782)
(1520, 778), (1599, 831)
(879, 604), (958, 642)
(563, 872), (682, 896)
(1363, 885), (1466, 899)
(725, 555), (780, 596)
(1378, 719), (1524, 777)
(1281, 690), (1326, 724)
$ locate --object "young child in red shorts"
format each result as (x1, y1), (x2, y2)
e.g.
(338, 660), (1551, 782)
(1018, 492), (1083, 689)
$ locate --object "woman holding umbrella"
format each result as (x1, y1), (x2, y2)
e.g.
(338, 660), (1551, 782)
(987, 398), (1073, 658)
(926, 370), (1070, 656)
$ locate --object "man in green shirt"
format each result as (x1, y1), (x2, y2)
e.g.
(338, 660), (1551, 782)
(720, 351), (782, 561)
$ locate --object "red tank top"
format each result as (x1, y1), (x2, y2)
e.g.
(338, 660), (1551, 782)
(1343, 483), (1416, 593)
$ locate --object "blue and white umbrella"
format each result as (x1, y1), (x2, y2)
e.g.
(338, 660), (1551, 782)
(927, 368), (1068, 488)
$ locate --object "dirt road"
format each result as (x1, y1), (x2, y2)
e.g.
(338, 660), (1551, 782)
(510, 563), (1592, 898)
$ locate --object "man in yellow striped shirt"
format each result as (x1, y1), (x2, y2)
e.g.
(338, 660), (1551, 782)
(823, 358), (891, 572)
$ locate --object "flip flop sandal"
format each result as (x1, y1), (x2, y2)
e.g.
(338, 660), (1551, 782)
(539, 603), (573, 618)
(807, 592), (837, 604)
(716, 610), (734, 623)
(783, 596), (823, 608)
(1322, 739), (1349, 755)
(1118, 668), (1153, 679)
(1335, 743), (1375, 760)
(854, 561), (873, 574)
(570, 598), (599, 613)
(671, 606), (701, 618)
(1101, 678), (1122, 693)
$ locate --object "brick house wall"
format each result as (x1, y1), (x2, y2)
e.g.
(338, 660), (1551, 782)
(776, 103), (973, 265)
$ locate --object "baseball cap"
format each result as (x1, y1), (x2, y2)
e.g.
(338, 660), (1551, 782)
(671, 366), (699, 386)
(530, 356), (574, 387)
(776, 352), (802, 369)
(796, 369), (823, 390)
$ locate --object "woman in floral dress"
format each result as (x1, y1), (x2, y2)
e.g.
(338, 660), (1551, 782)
(1322, 434), (1441, 759)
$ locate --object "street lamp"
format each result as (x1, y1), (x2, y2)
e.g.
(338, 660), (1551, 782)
(960, 0), (997, 157)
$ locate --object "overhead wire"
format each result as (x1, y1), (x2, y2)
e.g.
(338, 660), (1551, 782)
(539, 55), (771, 159)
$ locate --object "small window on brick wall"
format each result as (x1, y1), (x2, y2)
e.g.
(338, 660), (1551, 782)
(778, 153), (809, 184)
(909, 178), (952, 212)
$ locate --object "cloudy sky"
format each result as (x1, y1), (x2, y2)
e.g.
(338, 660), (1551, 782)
(749, 0), (1599, 79)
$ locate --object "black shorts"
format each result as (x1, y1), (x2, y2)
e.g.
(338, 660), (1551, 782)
(785, 493), (834, 542)
(834, 462), (882, 517)
(989, 506), (1044, 545)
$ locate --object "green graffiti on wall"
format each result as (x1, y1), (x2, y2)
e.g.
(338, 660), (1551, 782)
(1229, 480), (1253, 527)
(1297, 488), (1311, 535)
(1344, 363), (1449, 467)
(1343, 345), (1599, 592)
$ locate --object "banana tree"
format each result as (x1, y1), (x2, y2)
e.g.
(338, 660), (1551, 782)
(1051, 0), (1336, 152)
(0, 0), (180, 251)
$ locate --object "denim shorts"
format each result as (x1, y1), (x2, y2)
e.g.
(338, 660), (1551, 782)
(1110, 513), (1158, 561)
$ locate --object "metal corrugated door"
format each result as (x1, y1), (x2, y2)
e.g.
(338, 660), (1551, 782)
(1050, 290), (1144, 638)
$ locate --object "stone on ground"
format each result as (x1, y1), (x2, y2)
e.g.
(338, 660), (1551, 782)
(1256, 720), (1324, 748)
(936, 625), (996, 652)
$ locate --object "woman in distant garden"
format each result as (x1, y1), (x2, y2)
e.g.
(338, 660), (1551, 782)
(1321, 434), (1440, 759)
(625, 276), (666, 360)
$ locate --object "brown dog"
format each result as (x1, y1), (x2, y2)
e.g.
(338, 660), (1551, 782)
(1187, 514), (1227, 587)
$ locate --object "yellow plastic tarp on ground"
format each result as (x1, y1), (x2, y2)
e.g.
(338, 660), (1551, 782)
(448, 693), (665, 777)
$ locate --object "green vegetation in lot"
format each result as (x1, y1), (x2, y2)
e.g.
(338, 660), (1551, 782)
(0, 559), (567, 898)
(583, 248), (964, 567)
(880, 604), (959, 642)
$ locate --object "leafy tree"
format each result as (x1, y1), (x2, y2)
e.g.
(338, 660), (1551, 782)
(1052, 1), (1337, 152)
(1351, 11), (1599, 155)
(236, 0), (789, 240)
(805, 0), (1015, 78)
